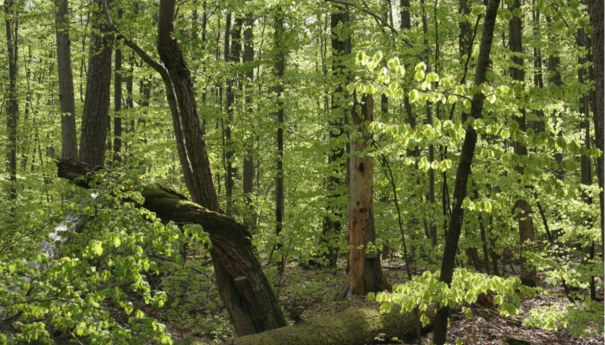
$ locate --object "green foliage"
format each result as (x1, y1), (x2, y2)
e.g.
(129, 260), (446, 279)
(368, 269), (528, 325)
(0, 171), (213, 344)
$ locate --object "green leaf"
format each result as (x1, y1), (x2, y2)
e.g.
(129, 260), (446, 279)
(415, 61), (427, 72)
(387, 57), (399, 69)
(373, 51), (384, 64)
(501, 128), (511, 139)
(426, 72), (440, 83)
(409, 89), (419, 103)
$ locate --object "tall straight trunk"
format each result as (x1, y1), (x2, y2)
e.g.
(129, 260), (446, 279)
(54, 0), (78, 160)
(126, 53), (134, 132)
(224, 14), (241, 215)
(432, 0), (500, 343)
(421, 0), (437, 247)
(588, 0), (604, 254)
(113, 28), (123, 163)
(79, 0), (113, 166)
(151, 0), (287, 334)
(243, 11), (255, 229)
(546, 16), (564, 176)
(348, 94), (390, 295)
(508, 0), (536, 287)
(274, 9), (286, 245)
(578, 26), (596, 299)
(531, 5), (545, 133)
(5, 0), (18, 200)
(321, 3), (351, 267)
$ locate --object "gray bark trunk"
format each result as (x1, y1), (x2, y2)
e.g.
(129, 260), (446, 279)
(54, 0), (78, 160)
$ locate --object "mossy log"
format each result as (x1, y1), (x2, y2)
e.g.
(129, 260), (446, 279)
(231, 306), (434, 345)
(57, 159), (287, 335)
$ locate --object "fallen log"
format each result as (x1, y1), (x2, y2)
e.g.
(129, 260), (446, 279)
(57, 159), (287, 335)
(231, 306), (434, 345)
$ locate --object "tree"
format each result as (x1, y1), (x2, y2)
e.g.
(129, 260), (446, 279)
(321, 2), (351, 267)
(274, 7), (286, 269)
(588, 0), (604, 254)
(102, 0), (288, 335)
(347, 94), (390, 295)
(432, 0), (500, 342)
(79, 0), (113, 166)
(54, 0), (78, 160)
(5, 0), (18, 201)
(508, 0), (537, 287)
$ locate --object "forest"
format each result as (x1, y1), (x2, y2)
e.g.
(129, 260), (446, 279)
(0, 0), (603, 344)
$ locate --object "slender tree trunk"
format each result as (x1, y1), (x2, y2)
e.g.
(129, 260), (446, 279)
(321, 3), (351, 267)
(243, 10), (255, 229)
(5, 0), (18, 200)
(509, 0), (536, 287)
(588, 0), (604, 254)
(531, 5), (545, 133)
(432, 0), (500, 343)
(79, 0), (113, 166)
(54, 0), (78, 160)
(578, 26), (597, 300)
(348, 94), (390, 295)
(421, 0), (438, 247)
(274, 9), (286, 260)
(225, 14), (242, 215)
(113, 17), (123, 163)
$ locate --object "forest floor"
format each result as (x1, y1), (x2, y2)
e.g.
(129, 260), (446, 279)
(156, 257), (603, 345)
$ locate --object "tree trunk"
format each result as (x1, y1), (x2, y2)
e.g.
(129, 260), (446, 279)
(232, 306), (434, 345)
(5, 0), (18, 201)
(531, 5), (545, 133)
(113, 22), (123, 163)
(54, 0), (78, 160)
(274, 9), (286, 259)
(348, 94), (390, 295)
(321, 3), (351, 267)
(224, 13), (236, 215)
(79, 0), (113, 166)
(432, 0), (500, 343)
(588, 0), (604, 255)
(509, 0), (537, 287)
(243, 10), (255, 229)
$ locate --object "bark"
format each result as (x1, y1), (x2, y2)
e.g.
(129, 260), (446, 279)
(421, 0), (437, 247)
(113, 27), (123, 163)
(274, 9), (286, 246)
(232, 306), (434, 345)
(243, 11), (255, 229)
(5, 0), (18, 200)
(546, 16), (564, 176)
(348, 94), (390, 295)
(157, 0), (219, 211)
(224, 13), (235, 214)
(54, 0), (78, 160)
(321, 3), (351, 267)
(432, 0), (500, 343)
(509, 0), (536, 287)
(79, 0), (113, 166)
(588, 0), (604, 255)
(57, 159), (287, 335)
(531, 6), (545, 133)
(154, 0), (286, 334)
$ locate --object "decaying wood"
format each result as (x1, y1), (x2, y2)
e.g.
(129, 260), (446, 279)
(231, 306), (434, 345)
